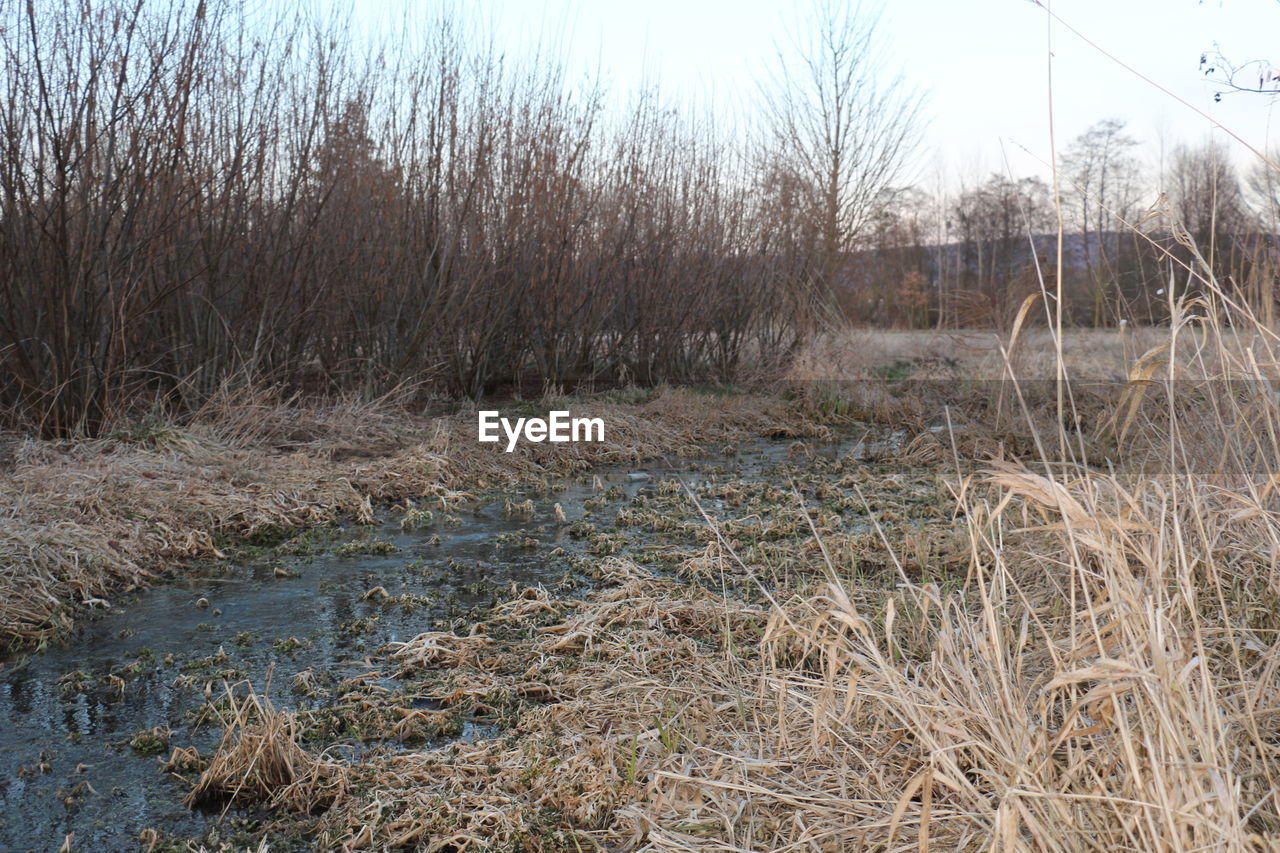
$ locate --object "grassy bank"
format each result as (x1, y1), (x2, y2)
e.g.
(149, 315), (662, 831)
(0, 387), (816, 651)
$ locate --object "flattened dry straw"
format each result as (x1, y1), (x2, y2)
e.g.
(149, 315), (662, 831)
(308, 564), (777, 850)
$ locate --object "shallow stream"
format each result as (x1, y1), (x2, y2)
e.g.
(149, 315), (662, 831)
(0, 437), (862, 851)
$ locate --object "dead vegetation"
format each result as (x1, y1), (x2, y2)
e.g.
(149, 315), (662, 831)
(0, 1), (820, 437)
(184, 683), (346, 815)
(6, 1), (1280, 848)
(788, 324), (1272, 382)
(0, 388), (814, 649)
(174, 301), (1280, 851)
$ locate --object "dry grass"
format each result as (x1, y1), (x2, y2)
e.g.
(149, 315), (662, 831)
(179, 303), (1280, 851)
(712, 313), (1280, 849)
(11, 275), (1280, 850)
(790, 326), (1278, 381)
(184, 682), (346, 814)
(300, 561), (778, 850)
(0, 387), (814, 649)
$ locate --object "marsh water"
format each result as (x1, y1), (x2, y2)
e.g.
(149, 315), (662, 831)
(0, 436), (866, 852)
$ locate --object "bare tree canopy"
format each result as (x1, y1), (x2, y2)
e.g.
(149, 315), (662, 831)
(1060, 119), (1143, 324)
(760, 0), (921, 281)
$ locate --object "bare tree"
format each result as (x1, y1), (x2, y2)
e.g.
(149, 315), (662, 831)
(1060, 119), (1142, 324)
(1199, 46), (1280, 98)
(1247, 150), (1280, 228)
(761, 0), (921, 290)
(1161, 139), (1266, 321)
(1167, 139), (1253, 262)
(951, 174), (1054, 329)
(0, 0), (823, 434)
(1197, 0), (1280, 98)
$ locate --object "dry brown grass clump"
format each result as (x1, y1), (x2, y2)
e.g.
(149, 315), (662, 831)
(185, 683), (347, 815)
(630, 316), (1280, 850)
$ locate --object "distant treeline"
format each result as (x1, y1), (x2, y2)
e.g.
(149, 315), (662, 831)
(840, 125), (1280, 329)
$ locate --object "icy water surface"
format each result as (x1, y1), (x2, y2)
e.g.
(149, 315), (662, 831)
(0, 437), (861, 852)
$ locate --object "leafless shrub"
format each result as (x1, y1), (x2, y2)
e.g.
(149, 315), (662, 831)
(0, 0), (821, 436)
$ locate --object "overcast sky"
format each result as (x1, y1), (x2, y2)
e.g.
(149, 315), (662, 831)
(345, 0), (1280, 186)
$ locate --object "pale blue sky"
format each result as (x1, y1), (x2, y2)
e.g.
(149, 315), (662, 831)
(340, 0), (1280, 185)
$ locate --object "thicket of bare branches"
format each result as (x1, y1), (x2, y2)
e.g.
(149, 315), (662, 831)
(0, 1), (829, 436)
(6, 1), (1274, 437)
